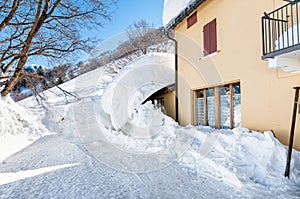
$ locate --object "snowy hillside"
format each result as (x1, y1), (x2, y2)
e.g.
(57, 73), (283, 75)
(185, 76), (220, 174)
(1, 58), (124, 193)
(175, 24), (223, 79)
(0, 51), (299, 198)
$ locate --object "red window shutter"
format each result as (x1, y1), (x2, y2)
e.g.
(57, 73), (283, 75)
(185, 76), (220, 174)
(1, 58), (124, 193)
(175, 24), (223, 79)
(203, 18), (217, 56)
(209, 19), (217, 54)
(187, 12), (197, 28)
(203, 23), (210, 56)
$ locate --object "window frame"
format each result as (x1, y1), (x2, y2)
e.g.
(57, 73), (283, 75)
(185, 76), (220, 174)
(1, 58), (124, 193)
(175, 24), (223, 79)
(194, 81), (240, 129)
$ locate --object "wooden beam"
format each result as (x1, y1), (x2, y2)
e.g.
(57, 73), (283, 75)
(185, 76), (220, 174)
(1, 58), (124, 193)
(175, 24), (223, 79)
(215, 86), (220, 128)
(285, 86), (300, 178)
(229, 84), (234, 129)
(193, 90), (197, 125)
(204, 89), (207, 126)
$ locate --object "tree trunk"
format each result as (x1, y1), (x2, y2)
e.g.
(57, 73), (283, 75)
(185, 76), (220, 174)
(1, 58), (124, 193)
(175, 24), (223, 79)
(1, 55), (27, 96)
(1, 0), (49, 96)
(142, 48), (147, 54)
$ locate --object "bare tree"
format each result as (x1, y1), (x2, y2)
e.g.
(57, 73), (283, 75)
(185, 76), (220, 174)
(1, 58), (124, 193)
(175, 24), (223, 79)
(114, 41), (136, 58)
(0, 0), (21, 31)
(0, 0), (116, 96)
(126, 20), (159, 54)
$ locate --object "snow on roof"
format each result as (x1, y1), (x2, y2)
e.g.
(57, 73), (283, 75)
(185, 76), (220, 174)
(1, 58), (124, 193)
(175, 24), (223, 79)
(163, 0), (197, 27)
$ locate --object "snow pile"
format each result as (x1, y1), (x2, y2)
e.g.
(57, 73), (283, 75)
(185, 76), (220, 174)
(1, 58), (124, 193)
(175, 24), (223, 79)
(101, 102), (178, 154)
(98, 91), (300, 187)
(163, 0), (196, 26)
(181, 127), (300, 187)
(0, 97), (51, 162)
(102, 100), (300, 186)
(100, 53), (175, 131)
(95, 51), (300, 186)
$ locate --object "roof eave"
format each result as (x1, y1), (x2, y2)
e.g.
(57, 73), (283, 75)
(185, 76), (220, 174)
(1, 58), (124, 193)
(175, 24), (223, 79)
(165, 0), (206, 30)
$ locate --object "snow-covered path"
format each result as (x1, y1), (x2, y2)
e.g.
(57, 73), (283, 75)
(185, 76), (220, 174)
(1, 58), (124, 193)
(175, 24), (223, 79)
(0, 54), (300, 198)
(0, 66), (235, 198)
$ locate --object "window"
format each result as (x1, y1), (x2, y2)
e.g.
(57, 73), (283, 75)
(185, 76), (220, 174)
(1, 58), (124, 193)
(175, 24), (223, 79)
(151, 98), (165, 113)
(203, 18), (217, 56)
(195, 82), (241, 129)
(187, 12), (197, 28)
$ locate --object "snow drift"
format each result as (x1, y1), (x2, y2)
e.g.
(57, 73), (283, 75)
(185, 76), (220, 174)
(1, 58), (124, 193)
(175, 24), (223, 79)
(97, 98), (300, 185)
(0, 97), (51, 162)
(91, 52), (300, 185)
(100, 53), (175, 132)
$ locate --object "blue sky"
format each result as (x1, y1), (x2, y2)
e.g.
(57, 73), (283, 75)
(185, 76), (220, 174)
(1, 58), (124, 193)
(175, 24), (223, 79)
(30, 0), (165, 67)
(86, 0), (165, 58)
(101, 0), (164, 38)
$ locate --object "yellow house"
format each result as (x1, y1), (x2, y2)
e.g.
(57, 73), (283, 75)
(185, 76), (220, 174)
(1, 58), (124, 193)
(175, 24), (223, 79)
(164, 0), (300, 150)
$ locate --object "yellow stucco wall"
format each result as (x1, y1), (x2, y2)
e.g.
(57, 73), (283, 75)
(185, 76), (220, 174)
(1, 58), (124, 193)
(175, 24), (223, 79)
(163, 91), (176, 120)
(174, 0), (300, 149)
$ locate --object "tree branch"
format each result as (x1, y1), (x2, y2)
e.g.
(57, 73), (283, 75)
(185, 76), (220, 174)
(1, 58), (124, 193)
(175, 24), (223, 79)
(0, 0), (20, 31)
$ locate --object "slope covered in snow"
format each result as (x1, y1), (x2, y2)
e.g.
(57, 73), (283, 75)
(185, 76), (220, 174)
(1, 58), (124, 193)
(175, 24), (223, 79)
(0, 51), (299, 198)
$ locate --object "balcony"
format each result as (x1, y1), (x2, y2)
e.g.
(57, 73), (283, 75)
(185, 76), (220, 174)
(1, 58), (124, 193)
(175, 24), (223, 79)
(262, 0), (300, 73)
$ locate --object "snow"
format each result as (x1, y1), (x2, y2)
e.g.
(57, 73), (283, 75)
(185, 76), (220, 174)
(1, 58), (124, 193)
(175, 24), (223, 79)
(0, 51), (300, 198)
(0, 97), (51, 162)
(100, 53), (175, 131)
(0, 163), (80, 186)
(163, 0), (196, 26)
(182, 127), (300, 188)
(276, 23), (300, 50)
(270, 23), (300, 73)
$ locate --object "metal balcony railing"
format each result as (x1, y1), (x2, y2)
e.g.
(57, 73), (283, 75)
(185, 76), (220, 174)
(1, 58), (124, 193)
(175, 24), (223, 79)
(262, 0), (300, 59)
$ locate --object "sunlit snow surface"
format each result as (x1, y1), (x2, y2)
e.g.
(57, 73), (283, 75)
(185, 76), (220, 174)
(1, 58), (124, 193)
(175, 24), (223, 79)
(163, 0), (196, 26)
(0, 163), (80, 186)
(0, 97), (52, 162)
(0, 53), (299, 198)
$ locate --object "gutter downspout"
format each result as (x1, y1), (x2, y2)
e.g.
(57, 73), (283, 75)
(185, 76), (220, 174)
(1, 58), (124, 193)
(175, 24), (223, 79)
(165, 29), (179, 123)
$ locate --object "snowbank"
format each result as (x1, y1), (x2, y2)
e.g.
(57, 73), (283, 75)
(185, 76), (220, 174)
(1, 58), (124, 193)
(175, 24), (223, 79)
(99, 99), (300, 185)
(163, 0), (196, 26)
(0, 97), (51, 162)
(94, 51), (300, 184)
(100, 102), (179, 154)
(181, 127), (300, 187)
(97, 88), (300, 185)
(100, 53), (175, 131)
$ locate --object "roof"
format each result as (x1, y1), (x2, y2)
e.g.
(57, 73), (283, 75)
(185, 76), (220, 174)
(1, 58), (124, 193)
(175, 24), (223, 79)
(165, 0), (206, 29)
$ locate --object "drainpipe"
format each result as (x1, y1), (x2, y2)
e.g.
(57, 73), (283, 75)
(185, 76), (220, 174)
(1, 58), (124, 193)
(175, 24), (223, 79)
(164, 29), (179, 123)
